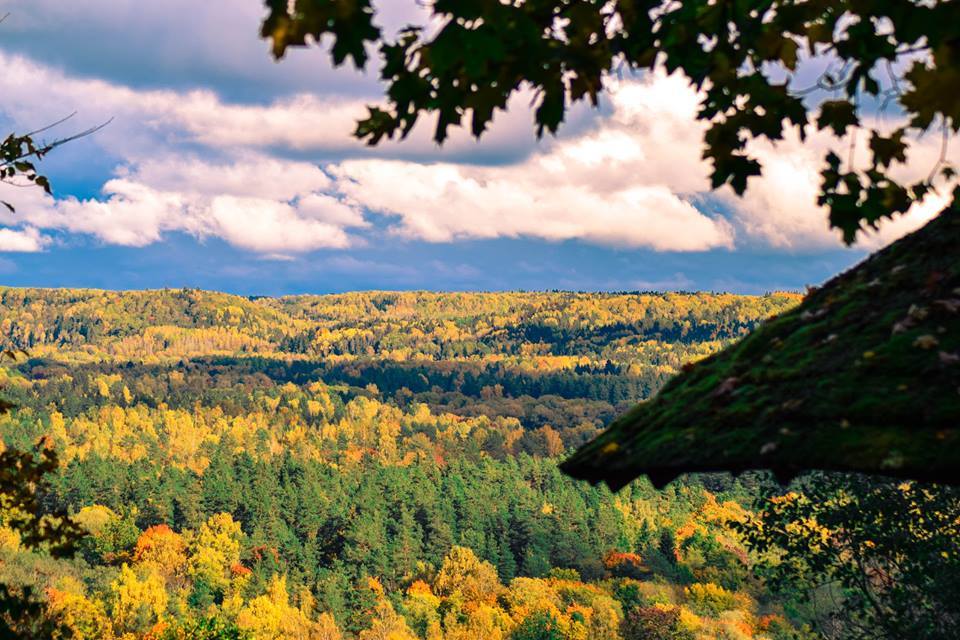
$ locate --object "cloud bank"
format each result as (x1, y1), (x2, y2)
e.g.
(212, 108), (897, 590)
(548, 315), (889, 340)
(0, 41), (954, 258)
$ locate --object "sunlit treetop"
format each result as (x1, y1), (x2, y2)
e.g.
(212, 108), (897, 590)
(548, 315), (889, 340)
(262, 0), (959, 245)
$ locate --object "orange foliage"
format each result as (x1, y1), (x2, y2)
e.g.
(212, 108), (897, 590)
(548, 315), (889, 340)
(407, 580), (433, 597)
(133, 525), (183, 562)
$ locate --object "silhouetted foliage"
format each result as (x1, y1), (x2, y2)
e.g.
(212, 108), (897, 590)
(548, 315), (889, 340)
(261, 0), (959, 244)
(735, 475), (960, 640)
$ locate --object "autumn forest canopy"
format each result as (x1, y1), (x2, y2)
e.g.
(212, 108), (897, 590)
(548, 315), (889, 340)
(0, 288), (816, 639)
(0, 287), (955, 639)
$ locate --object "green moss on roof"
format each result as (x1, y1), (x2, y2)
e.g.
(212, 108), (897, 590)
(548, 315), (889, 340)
(561, 208), (960, 490)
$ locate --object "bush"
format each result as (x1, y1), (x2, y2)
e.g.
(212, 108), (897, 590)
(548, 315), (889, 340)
(684, 582), (739, 617)
(621, 606), (695, 640)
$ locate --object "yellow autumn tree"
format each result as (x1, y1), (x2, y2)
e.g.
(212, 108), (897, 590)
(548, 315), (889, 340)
(110, 564), (168, 636)
(358, 598), (418, 640)
(73, 504), (117, 537)
(440, 603), (513, 640)
(433, 546), (502, 607)
(132, 524), (188, 590)
(46, 583), (114, 640)
(236, 575), (337, 640)
(552, 580), (623, 640)
(188, 513), (243, 593)
(401, 580), (441, 638)
(684, 582), (742, 617)
(314, 612), (345, 640)
(502, 577), (564, 632)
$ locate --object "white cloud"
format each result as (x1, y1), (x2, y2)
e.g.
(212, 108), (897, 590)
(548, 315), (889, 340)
(0, 50), (544, 164)
(0, 0), (429, 99)
(0, 54), (729, 254)
(726, 117), (958, 249)
(297, 194), (369, 228)
(207, 196), (351, 254)
(0, 44), (953, 258)
(331, 159), (732, 251)
(0, 52), (365, 158)
(327, 69), (954, 252)
(321, 70), (735, 252)
(597, 70), (957, 251)
(53, 180), (181, 246)
(0, 157), (364, 256)
(0, 227), (48, 252)
(118, 155), (335, 201)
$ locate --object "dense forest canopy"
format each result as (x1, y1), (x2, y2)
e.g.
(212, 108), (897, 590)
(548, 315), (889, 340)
(0, 282), (954, 640)
(0, 287), (797, 366)
(0, 287), (833, 639)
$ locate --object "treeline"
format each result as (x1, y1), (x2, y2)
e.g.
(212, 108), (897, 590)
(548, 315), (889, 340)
(0, 288), (799, 370)
(16, 356), (667, 412)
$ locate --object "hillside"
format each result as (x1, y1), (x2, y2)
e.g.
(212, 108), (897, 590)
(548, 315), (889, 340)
(0, 288), (818, 639)
(0, 287), (798, 368)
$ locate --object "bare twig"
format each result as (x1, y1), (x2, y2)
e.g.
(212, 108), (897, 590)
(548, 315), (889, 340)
(44, 118), (113, 152)
(884, 60), (902, 96)
(847, 94), (860, 173)
(24, 112), (78, 138)
(791, 59), (851, 97)
(893, 43), (931, 57)
(926, 117), (951, 184)
(877, 60), (903, 121)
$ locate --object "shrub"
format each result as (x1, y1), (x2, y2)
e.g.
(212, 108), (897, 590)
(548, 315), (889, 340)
(684, 582), (739, 617)
(621, 606), (695, 640)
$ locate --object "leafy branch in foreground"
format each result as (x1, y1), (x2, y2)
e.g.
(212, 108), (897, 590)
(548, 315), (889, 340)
(0, 444), (85, 559)
(0, 350), (85, 638)
(0, 444), (84, 639)
(262, 0), (959, 244)
(1, 113), (111, 213)
(0, 75), (104, 640)
(733, 475), (960, 640)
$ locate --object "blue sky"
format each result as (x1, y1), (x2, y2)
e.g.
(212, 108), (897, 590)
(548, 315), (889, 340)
(0, 1), (942, 295)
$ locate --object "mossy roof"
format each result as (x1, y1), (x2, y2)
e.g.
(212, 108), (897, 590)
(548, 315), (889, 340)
(561, 208), (960, 490)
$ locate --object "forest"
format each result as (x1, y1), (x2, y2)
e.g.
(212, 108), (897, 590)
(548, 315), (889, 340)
(0, 287), (824, 639)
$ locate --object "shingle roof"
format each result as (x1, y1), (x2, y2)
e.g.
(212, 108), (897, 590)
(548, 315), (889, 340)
(561, 207), (960, 490)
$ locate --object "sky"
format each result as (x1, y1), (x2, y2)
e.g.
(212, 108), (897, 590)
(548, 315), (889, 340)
(0, 1), (951, 296)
